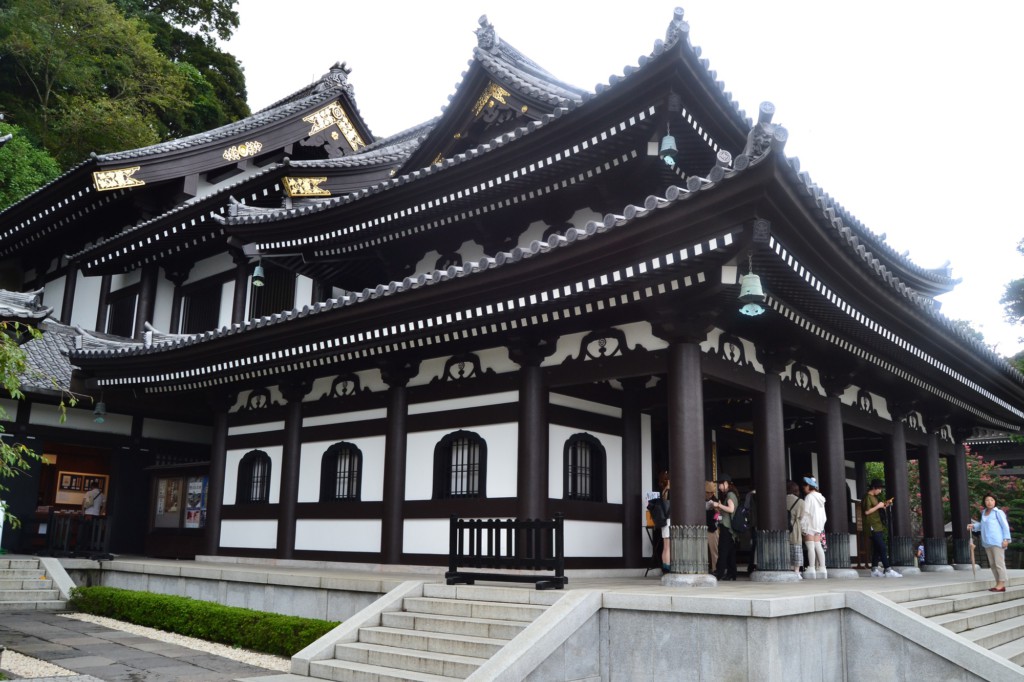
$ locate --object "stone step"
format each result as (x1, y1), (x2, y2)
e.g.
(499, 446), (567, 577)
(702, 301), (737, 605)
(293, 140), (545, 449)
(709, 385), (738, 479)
(905, 587), (1024, 618)
(989, 635), (1024, 667)
(0, 569), (50, 579)
(962, 614), (1024, 650)
(930, 599), (1024, 634)
(0, 578), (54, 590)
(0, 559), (41, 570)
(309, 657), (462, 682)
(0, 588), (60, 602)
(0, 600), (66, 612)
(333, 641), (485, 678)
(422, 583), (562, 606)
(382, 610), (525, 640)
(402, 597), (546, 623)
(358, 626), (507, 659)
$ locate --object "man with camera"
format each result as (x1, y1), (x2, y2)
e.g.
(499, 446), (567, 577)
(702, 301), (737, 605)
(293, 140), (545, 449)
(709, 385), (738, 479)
(864, 479), (902, 578)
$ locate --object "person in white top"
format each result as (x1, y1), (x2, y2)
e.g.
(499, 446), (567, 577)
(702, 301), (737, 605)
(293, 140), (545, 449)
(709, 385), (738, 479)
(82, 483), (105, 516)
(799, 476), (827, 579)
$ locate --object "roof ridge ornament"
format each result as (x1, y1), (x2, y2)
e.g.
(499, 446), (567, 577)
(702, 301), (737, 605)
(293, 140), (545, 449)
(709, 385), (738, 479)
(313, 61), (355, 99)
(664, 7), (689, 48)
(476, 15), (498, 52)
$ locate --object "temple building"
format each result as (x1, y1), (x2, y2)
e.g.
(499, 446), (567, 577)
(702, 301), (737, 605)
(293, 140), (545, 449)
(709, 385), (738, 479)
(2, 9), (1022, 580)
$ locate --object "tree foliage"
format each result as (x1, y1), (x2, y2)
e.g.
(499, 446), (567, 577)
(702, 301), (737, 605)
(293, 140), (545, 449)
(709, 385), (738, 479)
(1, 323), (44, 529)
(0, 122), (61, 211)
(0, 0), (248, 169)
(1001, 239), (1024, 330)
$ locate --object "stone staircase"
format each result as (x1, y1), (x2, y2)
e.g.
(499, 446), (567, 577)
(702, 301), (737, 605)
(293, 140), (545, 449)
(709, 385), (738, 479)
(307, 583), (561, 681)
(0, 556), (66, 611)
(897, 578), (1024, 667)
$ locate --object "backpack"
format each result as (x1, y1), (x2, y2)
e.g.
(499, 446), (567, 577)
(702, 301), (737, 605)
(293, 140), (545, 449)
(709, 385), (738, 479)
(731, 492), (752, 535)
(787, 498), (799, 532)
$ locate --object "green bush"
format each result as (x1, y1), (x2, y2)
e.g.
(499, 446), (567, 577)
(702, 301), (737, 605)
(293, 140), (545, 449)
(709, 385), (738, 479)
(68, 586), (338, 657)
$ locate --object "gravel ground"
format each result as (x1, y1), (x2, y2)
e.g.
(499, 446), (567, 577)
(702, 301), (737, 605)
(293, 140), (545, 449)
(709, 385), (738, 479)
(0, 613), (290, 679)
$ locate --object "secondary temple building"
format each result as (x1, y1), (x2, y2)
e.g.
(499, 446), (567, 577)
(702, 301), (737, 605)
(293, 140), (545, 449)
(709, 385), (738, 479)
(2, 10), (1022, 578)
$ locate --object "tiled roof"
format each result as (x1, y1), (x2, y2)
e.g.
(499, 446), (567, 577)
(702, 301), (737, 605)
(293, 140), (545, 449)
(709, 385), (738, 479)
(19, 321), (74, 394)
(0, 289), (51, 321)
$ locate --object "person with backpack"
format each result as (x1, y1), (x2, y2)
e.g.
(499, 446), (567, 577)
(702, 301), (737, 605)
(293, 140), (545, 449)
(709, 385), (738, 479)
(712, 474), (740, 581)
(863, 479), (901, 578)
(800, 476), (827, 579)
(786, 481), (805, 578)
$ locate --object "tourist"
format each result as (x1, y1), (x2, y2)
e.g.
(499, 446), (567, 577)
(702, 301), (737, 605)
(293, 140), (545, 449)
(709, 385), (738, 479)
(800, 476), (827, 579)
(712, 474), (739, 581)
(969, 493), (1011, 592)
(786, 481), (804, 578)
(82, 481), (105, 516)
(863, 479), (901, 578)
(658, 470), (671, 573)
(705, 480), (719, 573)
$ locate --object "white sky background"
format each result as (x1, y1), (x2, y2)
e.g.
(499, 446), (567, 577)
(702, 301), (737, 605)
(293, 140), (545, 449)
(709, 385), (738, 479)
(224, 1), (1024, 355)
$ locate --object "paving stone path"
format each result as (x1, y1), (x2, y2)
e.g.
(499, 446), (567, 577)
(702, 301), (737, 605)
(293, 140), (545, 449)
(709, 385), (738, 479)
(0, 611), (282, 682)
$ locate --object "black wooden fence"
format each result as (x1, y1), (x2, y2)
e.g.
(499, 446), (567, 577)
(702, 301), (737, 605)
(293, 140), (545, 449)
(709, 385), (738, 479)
(446, 514), (567, 590)
(42, 510), (112, 559)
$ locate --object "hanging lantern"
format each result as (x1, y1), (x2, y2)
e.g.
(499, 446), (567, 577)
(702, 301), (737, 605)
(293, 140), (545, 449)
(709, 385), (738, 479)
(738, 272), (766, 316)
(252, 263), (265, 287)
(659, 134), (678, 167)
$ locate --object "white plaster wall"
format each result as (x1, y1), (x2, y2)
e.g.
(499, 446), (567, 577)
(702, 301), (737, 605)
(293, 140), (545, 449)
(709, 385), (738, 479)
(545, 321), (668, 366)
(220, 520), (278, 549)
(411, 347), (518, 386)
(518, 219), (547, 248)
(224, 445), (282, 505)
(230, 386), (285, 414)
(564, 520), (622, 557)
(295, 519), (381, 552)
(295, 275), (313, 308)
(304, 369), (381, 403)
(403, 518), (449, 555)
(218, 281), (234, 330)
(703, 327), (764, 373)
(405, 423), (518, 500)
(31, 403), (131, 435)
(151, 275), (174, 334)
(549, 393), (621, 418)
(43, 275), (66, 321)
(408, 392), (517, 416)
(296, 435), (386, 502)
(304, 408), (387, 428)
(0, 397), (18, 423)
(142, 418), (211, 444)
(187, 253), (233, 283)
(548, 424), (622, 503)
(228, 421), (285, 436)
(111, 271), (142, 290)
(70, 274), (104, 330)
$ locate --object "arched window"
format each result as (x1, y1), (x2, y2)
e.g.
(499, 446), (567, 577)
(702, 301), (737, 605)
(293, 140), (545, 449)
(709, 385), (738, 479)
(433, 430), (486, 499)
(320, 442), (362, 501)
(564, 433), (606, 502)
(236, 450), (271, 504)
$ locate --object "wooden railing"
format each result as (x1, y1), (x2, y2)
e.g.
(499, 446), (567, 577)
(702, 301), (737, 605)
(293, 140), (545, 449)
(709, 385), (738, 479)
(42, 510), (112, 559)
(445, 514), (567, 590)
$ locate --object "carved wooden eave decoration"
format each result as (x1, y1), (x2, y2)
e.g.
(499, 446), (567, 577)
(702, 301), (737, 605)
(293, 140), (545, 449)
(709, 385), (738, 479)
(282, 176), (331, 197)
(92, 166), (146, 192)
(303, 101), (366, 152)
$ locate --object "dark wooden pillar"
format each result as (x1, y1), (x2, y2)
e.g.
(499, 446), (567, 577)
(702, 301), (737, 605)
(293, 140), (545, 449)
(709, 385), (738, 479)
(884, 411), (914, 566)
(165, 263), (192, 334)
(60, 261), (78, 325)
(231, 251), (250, 325)
(508, 339), (554, 522)
(133, 265), (158, 340)
(204, 392), (235, 556)
(380, 360), (418, 564)
(620, 377), (646, 568)
(949, 428), (972, 565)
(277, 381), (310, 559)
(919, 422), (949, 566)
(754, 352), (787, 532)
(817, 380), (851, 568)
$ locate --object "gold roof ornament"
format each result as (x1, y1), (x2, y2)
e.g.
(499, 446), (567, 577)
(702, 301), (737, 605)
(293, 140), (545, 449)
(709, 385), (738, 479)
(472, 82), (512, 117)
(222, 140), (263, 161)
(282, 176), (331, 197)
(303, 102), (365, 150)
(92, 167), (145, 192)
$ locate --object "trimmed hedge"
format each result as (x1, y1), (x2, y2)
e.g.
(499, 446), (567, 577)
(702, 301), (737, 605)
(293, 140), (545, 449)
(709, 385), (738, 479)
(69, 586), (338, 657)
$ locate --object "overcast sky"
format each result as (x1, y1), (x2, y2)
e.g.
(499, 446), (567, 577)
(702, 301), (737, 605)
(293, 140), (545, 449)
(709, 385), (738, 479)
(224, 1), (1024, 355)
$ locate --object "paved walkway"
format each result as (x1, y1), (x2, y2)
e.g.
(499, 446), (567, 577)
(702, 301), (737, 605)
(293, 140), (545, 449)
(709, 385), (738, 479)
(0, 611), (281, 682)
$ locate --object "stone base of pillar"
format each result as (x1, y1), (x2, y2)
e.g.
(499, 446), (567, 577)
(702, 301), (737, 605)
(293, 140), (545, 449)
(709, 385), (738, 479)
(952, 564), (979, 572)
(952, 538), (972, 565)
(891, 536), (917, 567)
(924, 536), (948, 566)
(824, 532), (852, 569)
(662, 573), (718, 587)
(668, 525), (713, 575)
(753, 529), (790, 572)
(820, 567), (859, 580)
(750, 570), (803, 583)
(892, 566), (921, 576)
(920, 563), (955, 572)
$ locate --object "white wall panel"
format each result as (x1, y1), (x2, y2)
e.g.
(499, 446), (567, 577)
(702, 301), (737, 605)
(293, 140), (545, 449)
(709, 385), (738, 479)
(409, 392), (517, 416)
(220, 520), (278, 549)
(406, 423), (517, 500)
(548, 425), (621, 503)
(70, 274), (103, 330)
(43, 276), (66, 321)
(297, 436), (385, 502)
(304, 408), (386, 428)
(295, 519), (381, 552)
(228, 421), (285, 436)
(402, 518), (448, 555)
(224, 445), (281, 505)
(564, 520), (622, 557)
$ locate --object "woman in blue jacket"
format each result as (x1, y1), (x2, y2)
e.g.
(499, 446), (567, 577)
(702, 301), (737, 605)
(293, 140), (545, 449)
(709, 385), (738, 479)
(969, 493), (1012, 592)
